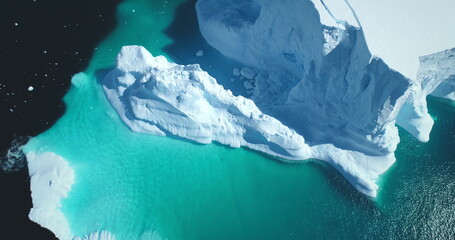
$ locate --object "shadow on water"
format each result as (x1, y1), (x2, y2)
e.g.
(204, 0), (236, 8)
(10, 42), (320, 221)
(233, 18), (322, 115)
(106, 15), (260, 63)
(163, 0), (249, 98)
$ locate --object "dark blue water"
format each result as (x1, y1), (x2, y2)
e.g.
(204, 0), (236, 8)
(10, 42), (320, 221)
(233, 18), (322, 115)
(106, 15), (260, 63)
(0, 0), (120, 238)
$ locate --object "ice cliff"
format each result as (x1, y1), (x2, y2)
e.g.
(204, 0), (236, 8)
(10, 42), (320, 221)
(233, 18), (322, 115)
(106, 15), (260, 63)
(103, 0), (454, 197)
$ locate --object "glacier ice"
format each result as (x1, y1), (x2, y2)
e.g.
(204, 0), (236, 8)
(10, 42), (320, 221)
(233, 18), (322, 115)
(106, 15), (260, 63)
(99, 0), (454, 199)
(395, 48), (455, 142)
(319, 0), (455, 80)
(420, 48), (455, 101)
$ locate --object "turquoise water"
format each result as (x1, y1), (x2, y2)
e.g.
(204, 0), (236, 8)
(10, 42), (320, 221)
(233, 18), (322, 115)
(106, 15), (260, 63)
(24, 0), (455, 239)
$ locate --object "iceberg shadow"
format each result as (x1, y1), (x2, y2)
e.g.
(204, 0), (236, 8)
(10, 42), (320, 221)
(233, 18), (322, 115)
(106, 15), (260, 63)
(163, 0), (250, 98)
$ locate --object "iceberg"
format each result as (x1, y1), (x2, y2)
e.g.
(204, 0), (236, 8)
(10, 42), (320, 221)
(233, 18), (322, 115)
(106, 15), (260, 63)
(104, 46), (311, 160)
(21, 0), (455, 239)
(104, 45), (396, 197)
(101, 0), (454, 198)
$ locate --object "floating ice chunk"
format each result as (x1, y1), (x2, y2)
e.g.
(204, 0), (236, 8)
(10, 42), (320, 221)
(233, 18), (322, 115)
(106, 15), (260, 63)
(240, 67), (255, 80)
(243, 81), (254, 90)
(233, 68), (240, 76)
(195, 50), (204, 57)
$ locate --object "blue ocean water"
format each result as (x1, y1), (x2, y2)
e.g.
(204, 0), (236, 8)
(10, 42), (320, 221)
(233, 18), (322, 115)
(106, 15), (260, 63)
(24, 0), (455, 239)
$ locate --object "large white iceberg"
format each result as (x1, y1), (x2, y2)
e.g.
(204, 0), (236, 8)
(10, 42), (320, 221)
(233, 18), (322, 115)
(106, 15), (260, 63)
(104, 45), (397, 197)
(103, 46), (311, 160)
(102, 0), (454, 198)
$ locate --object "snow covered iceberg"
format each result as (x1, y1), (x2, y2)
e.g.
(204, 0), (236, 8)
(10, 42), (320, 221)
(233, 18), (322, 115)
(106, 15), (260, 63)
(102, 0), (454, 198)
(104, 46), (395, 198)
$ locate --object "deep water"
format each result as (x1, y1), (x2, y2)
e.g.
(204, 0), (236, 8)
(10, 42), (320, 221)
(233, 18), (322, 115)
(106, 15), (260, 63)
(0, 0), (120, 239)
(20, 0), (455, 239)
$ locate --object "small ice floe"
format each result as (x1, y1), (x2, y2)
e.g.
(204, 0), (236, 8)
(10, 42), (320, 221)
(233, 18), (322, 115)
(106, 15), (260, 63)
(244, 81), (254, 90)
(196, 50), (204, 57)
(240, 67), (256, 79)
(28, 86), (34, 91)
(233, 68), (240, 76)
